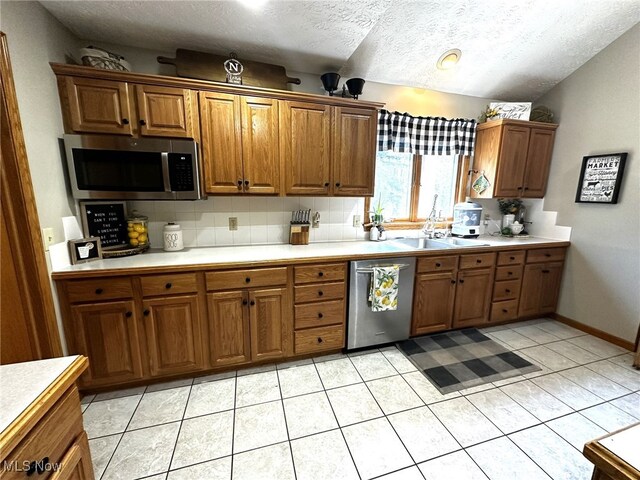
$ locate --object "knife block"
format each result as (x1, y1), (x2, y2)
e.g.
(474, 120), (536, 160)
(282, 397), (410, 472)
(289, 224), (310, 245)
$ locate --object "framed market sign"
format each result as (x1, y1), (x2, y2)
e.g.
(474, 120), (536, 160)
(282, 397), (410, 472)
(575, 153), (628, 204)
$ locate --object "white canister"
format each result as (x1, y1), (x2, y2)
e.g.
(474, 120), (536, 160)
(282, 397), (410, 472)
(502, 214), (515, 228)
(163, 223), (184, 251)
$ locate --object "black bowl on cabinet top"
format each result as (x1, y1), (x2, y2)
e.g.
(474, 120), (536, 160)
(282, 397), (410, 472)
(321, 72), (340, 95)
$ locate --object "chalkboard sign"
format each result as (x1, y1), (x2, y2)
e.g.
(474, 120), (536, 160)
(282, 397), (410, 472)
(80, 201), (129, 249)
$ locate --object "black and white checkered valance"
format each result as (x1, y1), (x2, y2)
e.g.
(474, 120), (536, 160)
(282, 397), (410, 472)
(377, 110), (477, 156)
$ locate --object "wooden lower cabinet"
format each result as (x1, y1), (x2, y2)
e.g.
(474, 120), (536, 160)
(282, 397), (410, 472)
(50, 432), (93, 480)
(519, 262), (564, 317)
(70, 300), (144, 387)
(452, 268), (494, 328)
(412, 272), (456, 335)
(207, 290), (251, 367)
(142, 295), (205, 376)
(249, 288), (290, 361)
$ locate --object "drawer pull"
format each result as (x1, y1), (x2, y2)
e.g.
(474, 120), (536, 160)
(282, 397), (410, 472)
(335, 182), (341, 188)
(435, 262), (441, 267)
(317, 337), (323, 343)
(476, 259), (482, 264)
(122, 118), (129, 125)
(244, 180), (250, 187)
(324, 182), (330, 187)
(318, 271), (324, 277)
(250, 300), (255, 306)
(451, 280), (456, 284)
(95, 288), (104, 295)
(26, 460), (37, 476)
(510, 256), (515, 260)
(143, 309), (150, 316)
(242, 299), (248, 306)
(318, 290), (324, 296)
(125, 311), (132, 318)
(318, 312), (324, 319)
(459, 279), (465, 284)
(245, 277), (251, 283)
(505, 289), (511, 293)
(165, 282), (172, 289)
(542, 269), (550, 274)
(508, 271), (513, 276)
(545, 253), (551, 257)
(140, 119), (147, 126)
(502, 308), (508, 313)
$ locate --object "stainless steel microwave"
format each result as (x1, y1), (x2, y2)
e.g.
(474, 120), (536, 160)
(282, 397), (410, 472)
(63, 134), (204, 200)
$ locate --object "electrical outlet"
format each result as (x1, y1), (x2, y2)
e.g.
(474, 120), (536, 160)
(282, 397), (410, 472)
(353, 214), (362, 228)
(228, 217), (238, 231)
(483, 213), (491, 226)
(42, 227), (55, 251)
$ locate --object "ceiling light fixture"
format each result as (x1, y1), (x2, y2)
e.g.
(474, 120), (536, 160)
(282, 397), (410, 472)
(437, 49), (462, 70)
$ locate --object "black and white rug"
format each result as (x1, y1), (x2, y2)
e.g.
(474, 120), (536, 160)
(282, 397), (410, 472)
(396, 328), (541, 394)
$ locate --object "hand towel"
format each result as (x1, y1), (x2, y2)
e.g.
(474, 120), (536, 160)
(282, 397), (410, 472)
(368, 265), (400, 312)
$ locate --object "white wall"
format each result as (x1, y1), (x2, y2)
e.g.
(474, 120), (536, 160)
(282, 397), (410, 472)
(537, 24), (640, 342)
(0, 1), (80, 244)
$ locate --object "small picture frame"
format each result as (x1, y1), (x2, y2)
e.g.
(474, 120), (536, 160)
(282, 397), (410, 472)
(575, 153), (627, 204)
(68, 237), (103, 264)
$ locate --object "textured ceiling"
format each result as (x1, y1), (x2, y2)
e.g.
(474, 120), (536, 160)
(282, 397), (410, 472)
(40, 0), (640, 100)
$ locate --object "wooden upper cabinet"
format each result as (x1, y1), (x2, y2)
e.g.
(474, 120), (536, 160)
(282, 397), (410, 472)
(241, 96), (280, 194)
(135, 85), (195, 138)
(142, 295), (205, 377)
(332, 107), (377, 196)
(470, 119), (558, 199)
(207, 290), (251, 367)
(70, 300), (144, 386)
(64, 77), (133, 135)
(281, 101), (332, 195)
(249, 287), (289, 361)
(523, 128), (556, 197)
(494, 125), (530, 197)
(199, 91), (244, 194)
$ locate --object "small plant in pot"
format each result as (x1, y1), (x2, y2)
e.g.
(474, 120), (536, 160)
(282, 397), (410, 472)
(370, 198), (384, 225)
(497, 198), (523, 235)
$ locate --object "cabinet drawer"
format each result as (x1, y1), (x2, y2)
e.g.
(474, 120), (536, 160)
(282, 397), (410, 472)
(295, 282), (344, 303)
(495, 265), (523, 281)
(492, 279), (521, 301)
(417, 256), (458, 273)
(66, 277), (133, 303)
(294, 263), (346, 284)
(3, 387), (83, 480)
(459, 252), (496, 270)
(295, 300), (345, 329)
(141, 273), (198, 296)
(490, 300), (519, 323)
(206, 267), (287, 290)
(527, 247), (566, 264)
(294, 325), (344, 354)
(497, 251), (525, 266)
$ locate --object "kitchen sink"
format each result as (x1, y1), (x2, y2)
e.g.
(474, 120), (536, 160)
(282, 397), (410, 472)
(392, 237), (489, 249)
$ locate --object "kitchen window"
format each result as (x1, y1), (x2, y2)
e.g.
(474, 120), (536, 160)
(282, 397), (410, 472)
(366, 150), (467, 227)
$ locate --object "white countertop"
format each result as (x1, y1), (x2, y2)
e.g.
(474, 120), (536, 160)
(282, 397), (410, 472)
(599, 423), (640, 471)
(0, 356), (80, 435)
(52, 235), (568, 275)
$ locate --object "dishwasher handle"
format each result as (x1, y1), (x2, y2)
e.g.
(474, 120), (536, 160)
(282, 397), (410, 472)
(356, 263), (412, 274)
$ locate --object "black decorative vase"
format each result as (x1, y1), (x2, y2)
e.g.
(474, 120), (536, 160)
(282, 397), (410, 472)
(346, 78), (365, 99)
(320, 72), (340, 96)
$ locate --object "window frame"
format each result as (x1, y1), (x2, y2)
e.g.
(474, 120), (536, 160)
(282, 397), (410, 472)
(364, 154), (470, 230)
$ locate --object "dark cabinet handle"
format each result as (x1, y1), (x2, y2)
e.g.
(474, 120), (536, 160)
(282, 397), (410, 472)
(237, 180), (243, 188)
(139, 119), (147, 126)
(242, 299), (248, 306)
(324, 182), (330, 187)
(36, 457), (50, 475)
(317, 337), (323, 344)
(95, 288), (103, 295)
(505, 289), (511, 293)
(122, 118), (130, 125)
(250, 300), (255, 306)
(517, 186), (523, 190)
(476, 259), (482, 264)
(502, 309), (508, 313)
(524, 187), (529, 191)
(435, 262), (441, 267)
(508, 271), (513, 276)
(318, 291), (324, 296)
(165, 282), (172, 289)
(545, 253), (551, 257)
(318, 271), (324, 277)
(542, 269), (550, 274)
(125, 311), (132, 318)
(143, 309), (150, 316)
(318, 312), (324, 319)
(510, 256), (515, 260)
(335, 182), (341, 187)
(450, 280), (456, 284)
(459, 279), (465, 284)
(244, 180), (250, 186)
(26, 461), (37, 476)
(245, 277), (251, 283)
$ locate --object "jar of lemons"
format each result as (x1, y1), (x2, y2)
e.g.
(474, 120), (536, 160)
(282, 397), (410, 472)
(127, 212), (149, 248)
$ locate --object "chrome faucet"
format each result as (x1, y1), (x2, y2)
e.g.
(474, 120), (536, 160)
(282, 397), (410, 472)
(422, 194), (438, 238)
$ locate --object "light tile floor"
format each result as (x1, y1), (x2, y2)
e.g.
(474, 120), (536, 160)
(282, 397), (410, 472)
(82, 318), (640, 480)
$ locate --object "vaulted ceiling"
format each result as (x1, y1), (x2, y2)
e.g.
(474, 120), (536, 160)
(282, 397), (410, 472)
(40, 0), (639, 100)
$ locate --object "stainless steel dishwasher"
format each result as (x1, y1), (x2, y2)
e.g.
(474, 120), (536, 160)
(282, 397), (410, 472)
(347, 257), (416, 350)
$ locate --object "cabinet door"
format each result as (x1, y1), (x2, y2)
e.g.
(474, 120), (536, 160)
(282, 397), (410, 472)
(519, 262), (563, 317)
(143, 295), (205, 377)
(50, 432), (94, 480)
(70, 300), (143, 386)
(453, 268), (494, 328)
(64, 77), (132, 135)
(523, 128), (556, 197)
(241, 96), (280, 194)
(249, 288), (290, 361)
(207, 290), (251, 367)
(281, 101), (332, 195)
(494, 125), (530, 197)
(136, 85), (195, 138)
(412, 272), (456, 335)
(332, 107), (376, 196)
(199, 91), (244, 194)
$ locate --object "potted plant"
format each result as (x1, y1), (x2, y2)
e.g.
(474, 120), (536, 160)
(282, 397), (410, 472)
(497, 198), (523, 232)
(370, 198), (384, 225)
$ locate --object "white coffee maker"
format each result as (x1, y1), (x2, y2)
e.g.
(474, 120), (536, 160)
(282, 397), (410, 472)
(452, 199), (483, 238)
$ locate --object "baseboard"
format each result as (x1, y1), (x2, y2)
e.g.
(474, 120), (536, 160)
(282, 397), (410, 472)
(550, 313), (635, 352)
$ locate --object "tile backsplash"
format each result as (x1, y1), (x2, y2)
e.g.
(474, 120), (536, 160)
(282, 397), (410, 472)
(128, 197), (367, 248)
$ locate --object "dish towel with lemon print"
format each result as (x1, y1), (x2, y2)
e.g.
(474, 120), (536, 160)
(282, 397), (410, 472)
(368, 266), (400, 312)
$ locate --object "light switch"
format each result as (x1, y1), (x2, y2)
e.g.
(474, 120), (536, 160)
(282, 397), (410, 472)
(228, 217), (238, 231)
(42, 227), (55, 251)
